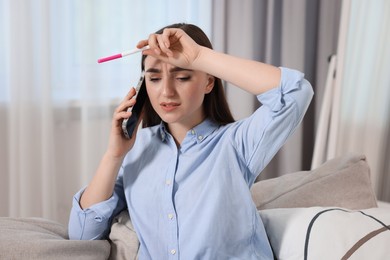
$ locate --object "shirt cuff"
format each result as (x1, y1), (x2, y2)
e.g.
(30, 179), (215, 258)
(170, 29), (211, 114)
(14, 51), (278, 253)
(257, 67), (304, 112)
(72, 187), (119, 221)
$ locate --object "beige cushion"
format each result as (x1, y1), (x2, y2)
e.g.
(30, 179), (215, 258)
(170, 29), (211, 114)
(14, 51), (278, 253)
(0, 217), (110, 260)
(108, 210), (139, 260)
(251, 154), (378, 210)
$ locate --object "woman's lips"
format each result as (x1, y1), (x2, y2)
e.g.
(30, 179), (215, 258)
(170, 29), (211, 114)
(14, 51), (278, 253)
(160, 102), (180, 112)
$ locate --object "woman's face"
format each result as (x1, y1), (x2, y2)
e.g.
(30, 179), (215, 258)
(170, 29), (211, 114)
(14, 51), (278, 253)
(144, 56), (214, 129)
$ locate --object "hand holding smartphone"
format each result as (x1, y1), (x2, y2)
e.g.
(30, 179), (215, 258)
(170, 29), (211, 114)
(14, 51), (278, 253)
(122, 71), (147, 139)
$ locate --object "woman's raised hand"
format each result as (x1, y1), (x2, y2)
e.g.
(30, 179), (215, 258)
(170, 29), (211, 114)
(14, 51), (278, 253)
(137, 28), (203, 70)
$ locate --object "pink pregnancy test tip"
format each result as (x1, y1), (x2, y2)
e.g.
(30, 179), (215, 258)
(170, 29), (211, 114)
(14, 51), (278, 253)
(97, 53), (122, 63)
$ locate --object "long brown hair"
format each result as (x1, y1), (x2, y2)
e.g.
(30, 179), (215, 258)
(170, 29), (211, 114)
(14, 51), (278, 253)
(140, 23), (234, 127)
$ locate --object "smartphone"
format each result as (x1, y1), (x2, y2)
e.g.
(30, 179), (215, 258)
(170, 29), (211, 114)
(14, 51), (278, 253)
(122, 71), (147, 139)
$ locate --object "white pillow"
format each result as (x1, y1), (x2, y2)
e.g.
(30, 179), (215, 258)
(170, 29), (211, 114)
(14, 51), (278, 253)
(259, 207), (390, 260)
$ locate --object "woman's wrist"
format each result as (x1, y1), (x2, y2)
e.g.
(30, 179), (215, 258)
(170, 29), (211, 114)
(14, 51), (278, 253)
(103, 150), (126, 164)
(192, 46), (213, 72)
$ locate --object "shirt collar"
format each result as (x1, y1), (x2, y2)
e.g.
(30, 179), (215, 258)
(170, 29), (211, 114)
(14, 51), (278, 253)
(188, 118), (219, 143)
(158, 118), (219, 143)
(159, 122), (168, 141)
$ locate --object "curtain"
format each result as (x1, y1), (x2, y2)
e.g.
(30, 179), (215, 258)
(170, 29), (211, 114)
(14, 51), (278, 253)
(211, 0), (342, 179)
(315, 0), (390, 202)
(0, 0), (212, 225)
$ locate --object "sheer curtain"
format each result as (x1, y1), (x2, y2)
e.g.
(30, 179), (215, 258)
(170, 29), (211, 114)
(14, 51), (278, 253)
(0, 0), (212, 225)
(314, 0), (390, 202)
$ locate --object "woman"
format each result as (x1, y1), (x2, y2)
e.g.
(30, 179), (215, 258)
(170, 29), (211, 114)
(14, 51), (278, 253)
(69, 23), (313, 259)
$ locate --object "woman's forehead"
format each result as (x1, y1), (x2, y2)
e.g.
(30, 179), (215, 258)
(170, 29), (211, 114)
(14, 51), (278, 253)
(144, 56), (193, 73)
(144, 56), (166, 68)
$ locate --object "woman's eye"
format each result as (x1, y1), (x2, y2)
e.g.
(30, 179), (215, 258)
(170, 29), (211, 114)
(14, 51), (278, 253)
(177, 76), (191, 81)
(149, 77), (161, 82)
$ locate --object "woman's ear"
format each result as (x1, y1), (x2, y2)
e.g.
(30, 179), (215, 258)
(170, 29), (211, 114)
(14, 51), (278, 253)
(204, 75), (215, 94)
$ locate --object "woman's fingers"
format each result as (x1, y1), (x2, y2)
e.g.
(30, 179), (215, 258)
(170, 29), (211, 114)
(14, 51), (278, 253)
(156, 36), (170, 56)
(157, 30), (173, 56)
(139, 28), (200, 69)
(144, 29), (179, 57)
(147, 34), (162, 55)
(136, 39), (149, 49)
(114, 88), (137, 114)
(161, 28), (172, 48)
(126, 86), (137, 98)
(113, 110), (131, 124)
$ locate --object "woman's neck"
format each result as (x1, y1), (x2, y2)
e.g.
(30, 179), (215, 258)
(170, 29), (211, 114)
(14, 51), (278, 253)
(166, 116), (206, 146)
(167, 123), (188, 146)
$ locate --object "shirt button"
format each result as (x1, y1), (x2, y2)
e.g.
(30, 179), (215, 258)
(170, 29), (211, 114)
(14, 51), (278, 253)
(168, 213), (174, 219)
(165, 180), (171, 185)
(191, 130), (195, 135)
(170, 249), (176, 255)
(198, 135), (203, 140)
(94, 216), (102, 222)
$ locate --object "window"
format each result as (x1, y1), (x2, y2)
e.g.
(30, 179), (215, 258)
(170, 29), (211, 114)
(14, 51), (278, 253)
(0, 0), (212, 103)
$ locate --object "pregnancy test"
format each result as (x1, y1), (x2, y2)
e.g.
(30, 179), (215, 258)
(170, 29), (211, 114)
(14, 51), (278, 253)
(97, 45), (150, 63)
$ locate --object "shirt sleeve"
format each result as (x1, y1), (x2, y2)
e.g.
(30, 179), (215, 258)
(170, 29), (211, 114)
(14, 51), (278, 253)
(231, 67), (314, 184)
(68, 171), (126, 240)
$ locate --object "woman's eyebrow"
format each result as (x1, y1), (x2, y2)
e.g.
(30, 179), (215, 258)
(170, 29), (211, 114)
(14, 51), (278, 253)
(145, 68), (161, 73)
(169, 67), (193, 73)
(145, 67), (193, 73)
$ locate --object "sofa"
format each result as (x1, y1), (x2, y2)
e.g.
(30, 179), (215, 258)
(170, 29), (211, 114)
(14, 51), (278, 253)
(1, 154), (389, 259)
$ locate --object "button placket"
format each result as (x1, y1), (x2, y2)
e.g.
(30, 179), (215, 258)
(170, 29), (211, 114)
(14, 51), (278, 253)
(163, 137), (180, 259)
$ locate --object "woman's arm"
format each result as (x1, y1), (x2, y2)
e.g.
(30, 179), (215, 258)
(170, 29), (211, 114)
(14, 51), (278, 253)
(79, 88), (141, 209)
(231, 68), (314, 183)
(79, 152), (124, 209)
(193, 47), (281, 95)
(138, 28), (281, 95)
(69, 171), (126, 240)
(69, 88), (140, 240)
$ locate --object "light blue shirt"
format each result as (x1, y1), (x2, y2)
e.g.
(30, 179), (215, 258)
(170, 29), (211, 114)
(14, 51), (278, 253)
(69, 67), (313, 259)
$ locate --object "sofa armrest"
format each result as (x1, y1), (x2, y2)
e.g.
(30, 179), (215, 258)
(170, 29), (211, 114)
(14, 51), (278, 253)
(0, 217), (110, 260)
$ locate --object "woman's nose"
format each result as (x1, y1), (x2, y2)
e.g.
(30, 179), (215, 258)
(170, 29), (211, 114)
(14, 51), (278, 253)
(161, 78), (175, 97)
